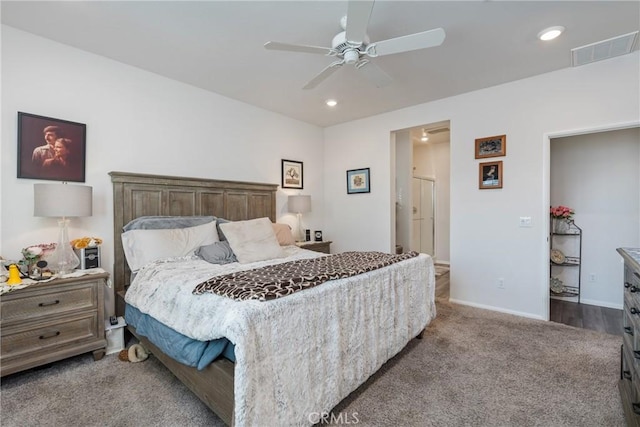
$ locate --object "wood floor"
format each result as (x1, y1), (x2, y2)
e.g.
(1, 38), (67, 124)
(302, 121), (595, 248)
(550, 298), (622, 336)
(435, 267), (622, 336)
(435, 267), (450, 300)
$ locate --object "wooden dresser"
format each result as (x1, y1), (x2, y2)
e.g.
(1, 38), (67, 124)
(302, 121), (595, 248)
(618, 247), (640, 426)
(0, 273), (108, 377)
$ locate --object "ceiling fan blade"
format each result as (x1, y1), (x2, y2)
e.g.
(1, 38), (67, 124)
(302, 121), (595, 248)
(356, 60), (392, 88)
(345, 0), (374, 45)
(264, 41), (336, 56)
(303, 61), (344, 90)
(368, 28), (445, 57)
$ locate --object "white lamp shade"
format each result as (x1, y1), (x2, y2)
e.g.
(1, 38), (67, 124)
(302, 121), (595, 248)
(34, 184), (93, 217)
(288, 195), (311, 214)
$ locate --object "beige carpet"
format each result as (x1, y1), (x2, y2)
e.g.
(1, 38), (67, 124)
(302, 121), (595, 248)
(0, 300), (623, 426)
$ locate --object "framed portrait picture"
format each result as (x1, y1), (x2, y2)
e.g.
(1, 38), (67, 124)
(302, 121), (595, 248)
(346, 167), (370, 194)
(475, 134), (506, 159)
(479, 161), (503, 189)
(17, 112), (86, 182)
(281, 159), (303, 189)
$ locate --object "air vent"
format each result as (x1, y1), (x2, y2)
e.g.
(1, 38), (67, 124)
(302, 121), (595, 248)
(427, 127), (450, 135)
(571, 31), (638, 67)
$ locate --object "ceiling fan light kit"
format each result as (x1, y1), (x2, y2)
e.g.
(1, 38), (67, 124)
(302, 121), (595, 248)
(264, 0), (445, 90)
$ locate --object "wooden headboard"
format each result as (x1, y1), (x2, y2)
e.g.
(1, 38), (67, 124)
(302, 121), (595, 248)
(110, 171), (278, 316)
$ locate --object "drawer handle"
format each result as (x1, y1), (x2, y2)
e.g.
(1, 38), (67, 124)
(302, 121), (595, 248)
(632, 308), (640, 315)
(625, 282), (632, 288)
(38, 300), (60, 307)
(624, 370), (633, 380)
(625, 327), (634, 336)
(632, 286), (639, 293)
(39, 331), (60, 340)
(634, 272), (640, 280)
(633, 403), (640, 415)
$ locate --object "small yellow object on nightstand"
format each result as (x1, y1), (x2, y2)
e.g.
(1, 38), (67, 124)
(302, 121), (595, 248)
(6, 264), (22, 285)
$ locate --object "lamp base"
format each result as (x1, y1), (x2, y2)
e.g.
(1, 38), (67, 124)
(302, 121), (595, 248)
(295, 213), (306, 242)
(52, 218), (80, 275)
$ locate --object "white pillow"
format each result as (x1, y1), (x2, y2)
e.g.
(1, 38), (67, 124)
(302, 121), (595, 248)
(121, 220), (219, 271)
(219, 217), (283, 264)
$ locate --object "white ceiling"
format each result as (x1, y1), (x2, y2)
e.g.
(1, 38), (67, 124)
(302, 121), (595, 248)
(2, 1), (638, 128)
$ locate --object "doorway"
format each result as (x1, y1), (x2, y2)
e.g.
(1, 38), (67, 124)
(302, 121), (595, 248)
(548, 127), (638, 319)
(392, 120), (450, 264)
(412, 177), (435, 256)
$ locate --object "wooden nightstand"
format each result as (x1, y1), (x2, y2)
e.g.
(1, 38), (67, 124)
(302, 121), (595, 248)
(296, 241), (332, 254)
(0, 272), (108, 376)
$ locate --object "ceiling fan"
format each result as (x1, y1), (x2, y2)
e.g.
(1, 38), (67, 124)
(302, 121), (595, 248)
(264, 0), (445, 90)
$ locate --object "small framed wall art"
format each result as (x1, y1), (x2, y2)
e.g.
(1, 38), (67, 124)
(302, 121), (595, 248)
(475, 134), (506, 159)
(346, 167), (370, 194)
(17, 112), (86, 182)
(281, 159), (303, 189)
(479, 161), (503, 189)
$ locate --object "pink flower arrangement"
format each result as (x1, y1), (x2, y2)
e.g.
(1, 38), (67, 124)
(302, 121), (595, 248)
(550, 205), (574, 219)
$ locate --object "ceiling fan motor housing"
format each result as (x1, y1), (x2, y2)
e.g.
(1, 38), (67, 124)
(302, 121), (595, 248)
(332, 31), (368, 64)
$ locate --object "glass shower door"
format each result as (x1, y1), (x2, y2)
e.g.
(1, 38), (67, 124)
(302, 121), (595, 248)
(411, 177), (435, 256)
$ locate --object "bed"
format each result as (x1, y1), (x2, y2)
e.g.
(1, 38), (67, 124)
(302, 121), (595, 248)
(110, 171), (436, 426)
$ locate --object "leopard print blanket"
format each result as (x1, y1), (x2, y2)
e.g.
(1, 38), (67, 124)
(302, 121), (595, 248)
(192, 251), (419, 301)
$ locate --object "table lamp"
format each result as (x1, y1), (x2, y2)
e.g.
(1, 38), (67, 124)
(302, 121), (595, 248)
(288, 195), (311, 242)
(34, 183), (93, 275)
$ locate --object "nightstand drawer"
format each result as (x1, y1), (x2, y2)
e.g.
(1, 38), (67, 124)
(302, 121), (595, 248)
(1, 312), (99, 359)
(1, 283), (97, 325)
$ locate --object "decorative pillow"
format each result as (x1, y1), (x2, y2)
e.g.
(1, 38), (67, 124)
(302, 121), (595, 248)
(121, 221), (219, 271)
(123, 216), (216, 232)
(196, 241), (238, 265)
(219, 217), (283, 264)
(272, 223), (295, 246)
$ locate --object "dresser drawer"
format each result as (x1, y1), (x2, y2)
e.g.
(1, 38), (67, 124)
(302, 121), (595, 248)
(1, 312), (99, 359)
(626, 264), (640, 293)
(1, 282), (97, 325)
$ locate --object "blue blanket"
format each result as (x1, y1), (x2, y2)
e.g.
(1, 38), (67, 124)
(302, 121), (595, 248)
(125, 304), (235, 370)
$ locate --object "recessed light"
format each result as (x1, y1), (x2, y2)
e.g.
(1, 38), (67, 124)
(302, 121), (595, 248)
(538, 26), (565, 41)
(326, 99), (337, 107)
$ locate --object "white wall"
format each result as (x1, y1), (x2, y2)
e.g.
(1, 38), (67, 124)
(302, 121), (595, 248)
(324, 51), (640, 319)
(551, 128), (640, 309)
(413, 140), (451, 263)
(1, 27), (324, 313)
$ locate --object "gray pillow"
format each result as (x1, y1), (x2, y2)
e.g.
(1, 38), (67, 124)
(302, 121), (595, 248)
(216, 218), (231, 241)
(195, 241), (237, 265)
(123, 216), (216, 232)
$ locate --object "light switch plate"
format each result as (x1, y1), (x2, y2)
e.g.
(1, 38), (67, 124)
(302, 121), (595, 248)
(519, 216), (532, 227)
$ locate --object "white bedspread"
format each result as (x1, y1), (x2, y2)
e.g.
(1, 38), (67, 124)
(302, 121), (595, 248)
(125, 246), (436, 426)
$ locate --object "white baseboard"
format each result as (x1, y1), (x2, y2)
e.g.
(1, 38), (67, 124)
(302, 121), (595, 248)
(448, 298), (545, 321)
